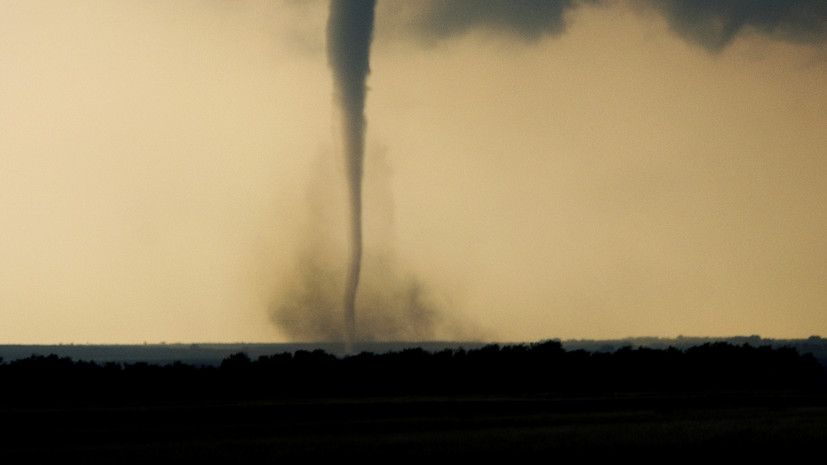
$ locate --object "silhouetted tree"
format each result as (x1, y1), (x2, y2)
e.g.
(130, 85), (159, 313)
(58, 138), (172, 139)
(0, 341), (823, 403)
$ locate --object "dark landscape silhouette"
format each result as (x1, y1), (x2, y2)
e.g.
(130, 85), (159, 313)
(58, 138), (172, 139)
(1, 340), (826, 461)
(2, 340), (824, 402)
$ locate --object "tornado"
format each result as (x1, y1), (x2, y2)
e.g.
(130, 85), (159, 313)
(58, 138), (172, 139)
(326, 0), (376, 353)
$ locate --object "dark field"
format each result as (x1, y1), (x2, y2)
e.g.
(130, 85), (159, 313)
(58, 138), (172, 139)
(3, 393), (826, 461)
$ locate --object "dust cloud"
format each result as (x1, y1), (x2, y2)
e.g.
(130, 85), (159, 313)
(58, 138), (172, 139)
(268, 148), (484, 344)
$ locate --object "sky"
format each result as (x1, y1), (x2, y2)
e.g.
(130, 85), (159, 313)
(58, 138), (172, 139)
(1, 0), (826, 344)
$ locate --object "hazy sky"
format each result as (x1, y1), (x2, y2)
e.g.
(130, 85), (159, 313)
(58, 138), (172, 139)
(2, 0), (826, 344)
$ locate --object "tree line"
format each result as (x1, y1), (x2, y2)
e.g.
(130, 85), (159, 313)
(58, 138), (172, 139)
(0, 341), (824, 404)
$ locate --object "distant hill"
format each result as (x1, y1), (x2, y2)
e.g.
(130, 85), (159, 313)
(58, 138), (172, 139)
(0, 341), (488, 366)
(1, 336), (825, 367)
(560, 335), (827, 368)
(2, 340), (824, 404)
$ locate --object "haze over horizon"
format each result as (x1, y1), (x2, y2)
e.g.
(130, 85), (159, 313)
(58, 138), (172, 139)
(2, 1), (826, 344)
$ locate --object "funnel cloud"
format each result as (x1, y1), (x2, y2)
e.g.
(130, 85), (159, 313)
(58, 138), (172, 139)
(326, 0), (376, 351)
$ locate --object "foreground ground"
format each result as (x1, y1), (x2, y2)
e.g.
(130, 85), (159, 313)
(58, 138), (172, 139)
(2, 391), (826, 461)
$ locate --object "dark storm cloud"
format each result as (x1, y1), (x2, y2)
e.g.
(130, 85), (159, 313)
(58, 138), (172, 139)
(403, 0), (601, 41)
(393, 0), (827, 50)
(640, 0), (827, 51)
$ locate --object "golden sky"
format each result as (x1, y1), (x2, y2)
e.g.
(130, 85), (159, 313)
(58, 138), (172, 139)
(1, 1), (826, 344)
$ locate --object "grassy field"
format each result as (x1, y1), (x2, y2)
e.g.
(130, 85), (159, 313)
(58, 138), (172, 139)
(3, 392), (826, 461)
